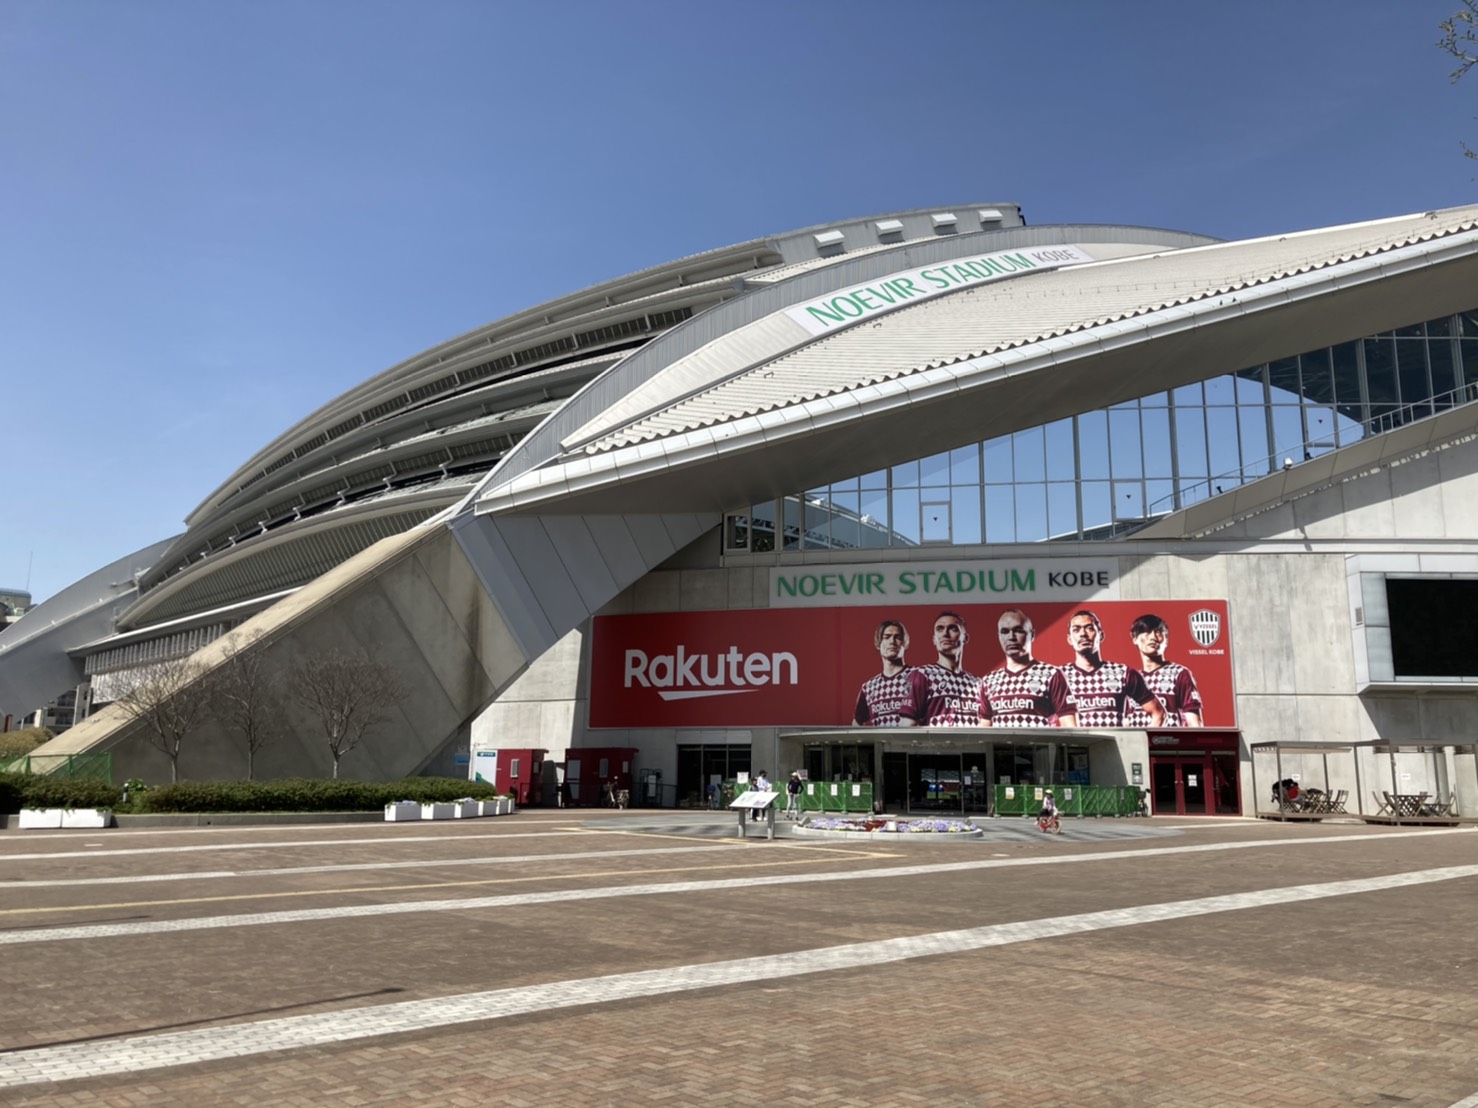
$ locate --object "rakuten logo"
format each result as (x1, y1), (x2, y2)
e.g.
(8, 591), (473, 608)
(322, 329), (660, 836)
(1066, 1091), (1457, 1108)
(624, 647), (799, 701)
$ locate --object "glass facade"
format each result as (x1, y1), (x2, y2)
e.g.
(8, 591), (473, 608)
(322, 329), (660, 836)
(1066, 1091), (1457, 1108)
(727, 309), (1478, 550)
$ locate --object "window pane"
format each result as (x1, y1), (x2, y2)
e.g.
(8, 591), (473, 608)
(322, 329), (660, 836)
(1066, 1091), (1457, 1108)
(1174, 381), (1204, 406)
(1015, 484), (1048, 542)
(1299, 350), (1334, 404)
(860, 490), (890, 539)
(1141, 389), (1169, 407)
(1080, 481), (1111, 534)
(1174, 404), (1208, 479)
(1048, 482), (1077, 539)
(1044, 418), (1075, 481)
(829, 475), (859, 493)
(1076, 412), (1108, 479)
(1430, 338), (1459, 402)
(984, 435), (1013, 483)
(1013, 427), (1045, 483)
(1234, 368), (1266, 403)
(920, 499), (951, 542)
(1146, 479), (1175, 517)
(1206, 407), (1241, 476)
(1463, 339), (1478, 388)
(919, 451), (951, 487)
(1239, 406), (1270, 476)
(985, 485), (1014, 542)
(1332, 341), (1363, 423)
(859, 468), (888, 490)
(1394, 321), (1425, 339)
(1271, 406), (1305, 462)
(744, 501), (774, 552)
(1204, 375), (1236, 405)
(782, 496), (802, 552)
(890, 488), (919, 543)
(1268, 358), (1300, 401)
(804, 491), (831, 549)
(1114, 481), (1144, 520)
(892, 459), (920, 488)
(949, 444), (979, 485)
(1427, 315), (1453, 338)
(1141, 407), (1172, 477)
(1396, 339), (1432, 411)
(1109, 407), (1142, 478)
(951, 487), (981, 544)
(1364, 337), (1399, 405)
(828, 491), (861, 549)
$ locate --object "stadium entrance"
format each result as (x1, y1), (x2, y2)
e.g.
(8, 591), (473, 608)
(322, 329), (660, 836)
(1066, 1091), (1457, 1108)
(786, 732), (1098, 815)
(1147, 731), (1242, 815)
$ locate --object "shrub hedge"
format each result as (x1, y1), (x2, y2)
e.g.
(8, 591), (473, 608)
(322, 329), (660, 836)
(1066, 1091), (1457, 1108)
(0, 774), (123, 813)
(0, 775), (501, 815)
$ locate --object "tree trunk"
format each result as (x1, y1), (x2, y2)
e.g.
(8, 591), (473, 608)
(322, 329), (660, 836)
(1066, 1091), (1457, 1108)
(332, 756), (340, 779)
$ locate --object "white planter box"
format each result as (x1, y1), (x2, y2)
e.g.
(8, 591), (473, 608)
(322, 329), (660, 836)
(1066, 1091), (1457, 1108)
(18, 808), (64, 829)
(496, 797), (513, 816)
(476, 799), (498, 817)
(452, 799), (479, 819)
(61, 808), (111, 829)
(384, 801), (420, 822)
(421, 802), (454, 820)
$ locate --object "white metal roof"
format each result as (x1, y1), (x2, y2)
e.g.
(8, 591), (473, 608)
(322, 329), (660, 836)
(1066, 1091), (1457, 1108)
(579, 206), (1478, 455)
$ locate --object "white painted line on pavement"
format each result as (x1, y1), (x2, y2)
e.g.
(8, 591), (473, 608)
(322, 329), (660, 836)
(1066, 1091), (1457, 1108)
(1, 862), (1475, 1088)
(0, 843), (743, 888)
(0, 829), (598, 862)
(0, 829), (1467, 945)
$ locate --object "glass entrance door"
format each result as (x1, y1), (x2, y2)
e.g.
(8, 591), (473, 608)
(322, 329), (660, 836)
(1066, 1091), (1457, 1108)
(1150, 757), (1212, 815)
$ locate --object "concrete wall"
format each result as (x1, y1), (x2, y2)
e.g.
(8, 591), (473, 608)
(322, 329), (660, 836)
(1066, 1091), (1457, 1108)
(40, 527), (531, 783)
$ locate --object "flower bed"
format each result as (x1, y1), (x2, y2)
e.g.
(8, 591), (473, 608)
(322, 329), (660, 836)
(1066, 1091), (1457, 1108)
(801, 817), (979, 835)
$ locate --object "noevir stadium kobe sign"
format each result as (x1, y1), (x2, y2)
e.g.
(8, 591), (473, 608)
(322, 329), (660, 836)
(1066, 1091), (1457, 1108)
(770, 559), (1118, 608)
(784, 245), (1096, 336)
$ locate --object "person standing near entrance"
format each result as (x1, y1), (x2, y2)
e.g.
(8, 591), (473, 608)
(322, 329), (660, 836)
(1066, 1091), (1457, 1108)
(750, 769), (771, 822)
(1122, 614), (1204, 727)
(785, 771), (803, 820)
(918, 610), (981, 726)
(978, 607), (1078, 727)
(854, 619), (928, 726)
(1061, 610), (1164, 728)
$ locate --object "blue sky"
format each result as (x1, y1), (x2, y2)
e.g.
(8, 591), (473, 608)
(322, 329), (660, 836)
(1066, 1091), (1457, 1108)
(3, 0), (1475, 604)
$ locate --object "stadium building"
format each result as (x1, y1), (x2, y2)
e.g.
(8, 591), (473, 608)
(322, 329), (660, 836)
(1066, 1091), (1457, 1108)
(4, 201), (1478, 817)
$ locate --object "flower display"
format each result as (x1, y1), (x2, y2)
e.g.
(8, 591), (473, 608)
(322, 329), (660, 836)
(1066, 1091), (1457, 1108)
(801, 817), (977, 833)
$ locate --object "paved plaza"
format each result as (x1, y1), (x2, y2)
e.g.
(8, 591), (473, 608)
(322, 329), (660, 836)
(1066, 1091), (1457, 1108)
(0, 810), (1476, 1106)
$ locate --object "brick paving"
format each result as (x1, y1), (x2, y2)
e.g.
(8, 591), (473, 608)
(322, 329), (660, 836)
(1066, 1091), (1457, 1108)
(0, 811), (1475, 1106)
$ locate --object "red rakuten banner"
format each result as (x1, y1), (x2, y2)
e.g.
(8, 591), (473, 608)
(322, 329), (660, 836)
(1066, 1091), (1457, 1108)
(589, 600), (1234, 729)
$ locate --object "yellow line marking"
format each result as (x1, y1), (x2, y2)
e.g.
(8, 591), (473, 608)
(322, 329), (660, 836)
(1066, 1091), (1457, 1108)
(0, 854), (898, 917)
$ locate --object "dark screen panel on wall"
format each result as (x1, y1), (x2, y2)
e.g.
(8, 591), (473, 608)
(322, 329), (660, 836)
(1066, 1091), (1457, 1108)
(1386, 578), (1478, 677)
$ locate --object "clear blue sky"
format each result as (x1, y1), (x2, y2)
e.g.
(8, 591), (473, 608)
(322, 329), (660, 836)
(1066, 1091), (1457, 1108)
(3, 0), (1475, 604)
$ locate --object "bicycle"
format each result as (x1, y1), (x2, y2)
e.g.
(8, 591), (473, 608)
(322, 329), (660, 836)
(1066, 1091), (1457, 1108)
(1036, 811), (1061, 835)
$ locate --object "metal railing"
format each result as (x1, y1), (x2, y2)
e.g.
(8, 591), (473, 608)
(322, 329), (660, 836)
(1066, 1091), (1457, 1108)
(3, 753), (112, 781)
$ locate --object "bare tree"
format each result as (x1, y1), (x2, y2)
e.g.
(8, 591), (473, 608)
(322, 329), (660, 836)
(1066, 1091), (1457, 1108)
(292, 651), (408, 778)
(207, 628), (281, 780)
(112, 658), (212, 783)
(1440, 1), (1478, 158)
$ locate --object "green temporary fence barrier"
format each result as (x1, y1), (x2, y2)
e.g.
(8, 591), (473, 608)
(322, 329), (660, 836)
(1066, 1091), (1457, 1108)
(4, 753), (112, 782)
(721, 779), (874, 814)
(993, 784), (1141, 818)
(801, 779), (873, 814)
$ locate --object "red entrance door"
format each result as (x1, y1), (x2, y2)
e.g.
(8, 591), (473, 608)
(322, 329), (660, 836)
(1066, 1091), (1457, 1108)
(1150, 752), (1240, 815)
(1151, 757), (1208, 815)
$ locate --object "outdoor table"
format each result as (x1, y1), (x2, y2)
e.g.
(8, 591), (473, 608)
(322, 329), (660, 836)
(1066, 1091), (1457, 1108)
(1389, 792), (1429, 818)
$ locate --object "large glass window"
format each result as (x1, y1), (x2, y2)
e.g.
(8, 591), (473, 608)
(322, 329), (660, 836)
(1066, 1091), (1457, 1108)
(726, 309), (1478, 551)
